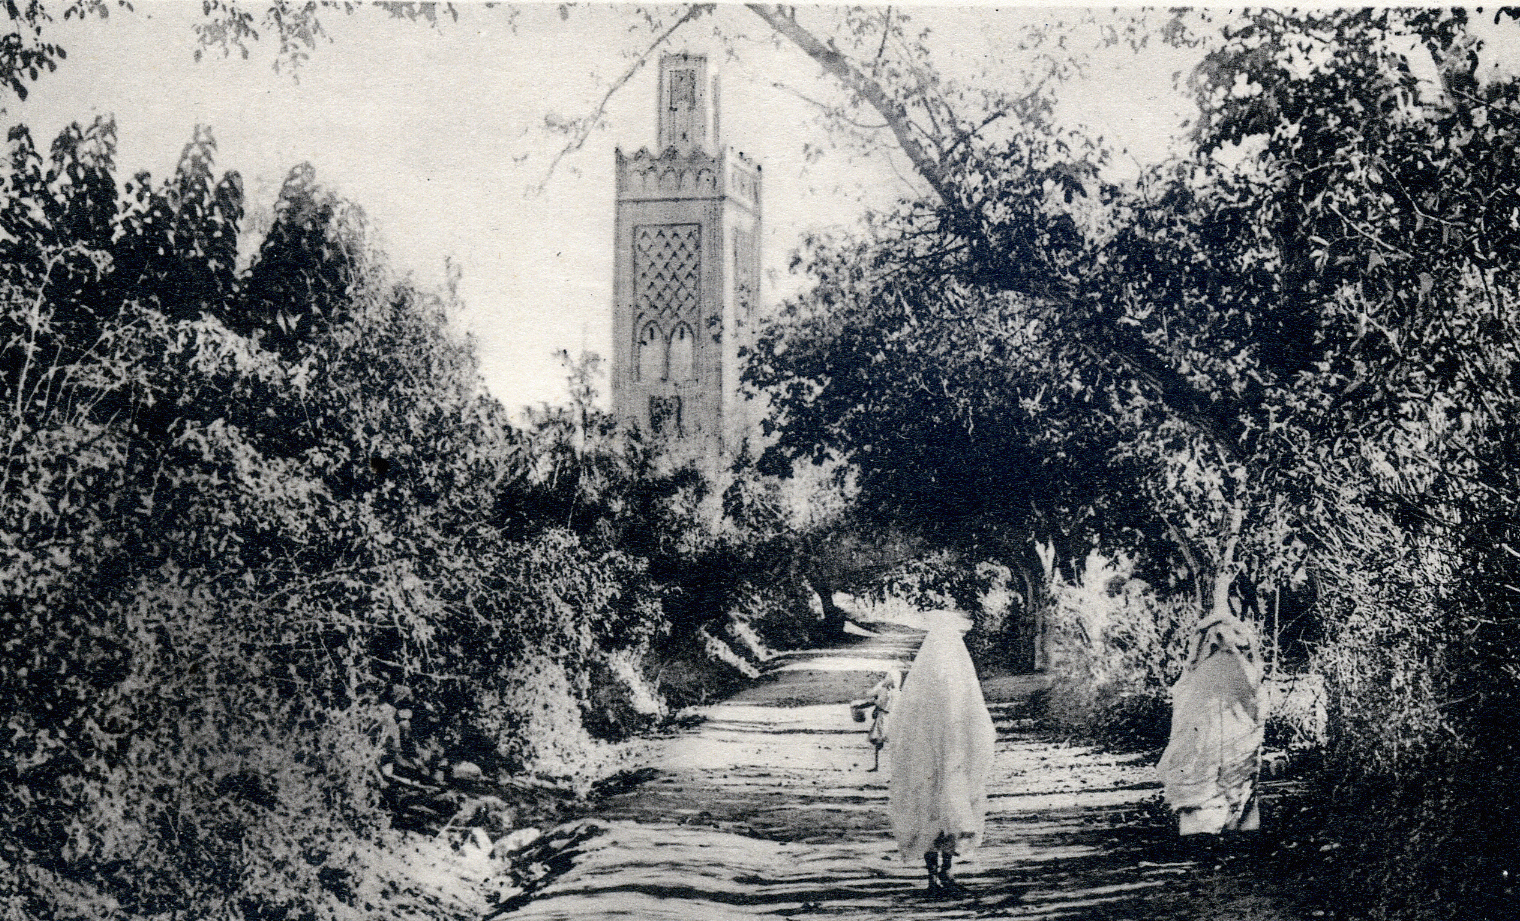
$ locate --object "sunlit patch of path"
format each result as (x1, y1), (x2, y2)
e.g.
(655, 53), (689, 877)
(499, 611), (1300, 920)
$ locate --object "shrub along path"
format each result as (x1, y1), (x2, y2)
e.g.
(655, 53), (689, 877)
(494, 611), (1306, 920)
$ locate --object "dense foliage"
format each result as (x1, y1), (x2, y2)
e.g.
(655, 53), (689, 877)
(0, 117), (797, 919)
(7, 6), (1520, 919)
(747, 8), (1520, 917)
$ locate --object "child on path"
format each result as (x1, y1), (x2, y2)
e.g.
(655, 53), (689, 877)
(860, 670), (900, 772)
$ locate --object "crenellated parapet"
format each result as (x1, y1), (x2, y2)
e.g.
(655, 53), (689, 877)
(616, 146), (761, 208)
(726, 152), (761, 211)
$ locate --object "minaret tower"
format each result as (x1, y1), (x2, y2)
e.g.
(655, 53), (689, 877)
(611, 53), (762, 464)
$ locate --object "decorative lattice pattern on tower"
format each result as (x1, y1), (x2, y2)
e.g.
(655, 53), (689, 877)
(634, 224), (701, 322)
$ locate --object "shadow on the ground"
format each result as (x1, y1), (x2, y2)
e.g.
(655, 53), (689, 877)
(499, 622), (1301, 920)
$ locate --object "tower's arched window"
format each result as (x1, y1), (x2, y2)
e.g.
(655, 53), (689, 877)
(636, 322), (663, 382)
(668, 323), (696, 382)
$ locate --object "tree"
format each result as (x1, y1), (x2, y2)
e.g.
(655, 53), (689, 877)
(1175, 12), (1520, 913)
(749, 7), (1520, 914)
(0, 1), (465, 104)
(746, 223), (1178, 650)
(0, 119), (642, 919)
(236, 162), (366, 362)
(12, 7), (1520, 913)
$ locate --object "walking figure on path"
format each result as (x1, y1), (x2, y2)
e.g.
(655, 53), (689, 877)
(1158, 610), (1264, 835)
(855, 670), (900, 772)
(889, 623), (996, 895)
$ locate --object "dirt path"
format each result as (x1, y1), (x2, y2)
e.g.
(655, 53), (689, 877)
(497, 614), (1302, 920)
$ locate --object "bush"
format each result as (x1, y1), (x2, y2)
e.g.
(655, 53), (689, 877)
(1042, 555), (1194, 748)
(0, 120), (679, 919)
(0, 116), (847, 921)
(1303, 489), (1519, 918)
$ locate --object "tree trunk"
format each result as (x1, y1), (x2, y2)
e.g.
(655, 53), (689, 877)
(807, 573), (850, 636)
(1000, 547), (1051, 672)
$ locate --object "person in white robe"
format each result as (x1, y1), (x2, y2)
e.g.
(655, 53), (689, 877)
(1158, 611), (1265, 836)
(889, 624), (996, 893)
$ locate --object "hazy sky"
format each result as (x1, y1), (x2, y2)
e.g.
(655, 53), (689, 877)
(6, 3), (1199, 413)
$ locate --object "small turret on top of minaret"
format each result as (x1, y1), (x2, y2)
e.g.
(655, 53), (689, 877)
(657, 53), (720, 154)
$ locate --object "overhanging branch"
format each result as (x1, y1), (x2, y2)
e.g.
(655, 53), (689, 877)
(745, 4), (961, 215)
(746, 2), (1247, 460)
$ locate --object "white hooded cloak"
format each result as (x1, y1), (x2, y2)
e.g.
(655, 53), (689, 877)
(1158, 612), (1264, 835)
(888, 625), (996, 860)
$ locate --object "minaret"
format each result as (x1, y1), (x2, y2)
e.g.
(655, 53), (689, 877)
(611, 53), (762, 465)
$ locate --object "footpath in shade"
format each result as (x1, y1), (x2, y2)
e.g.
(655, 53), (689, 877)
(495, 610), (1306, 920)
